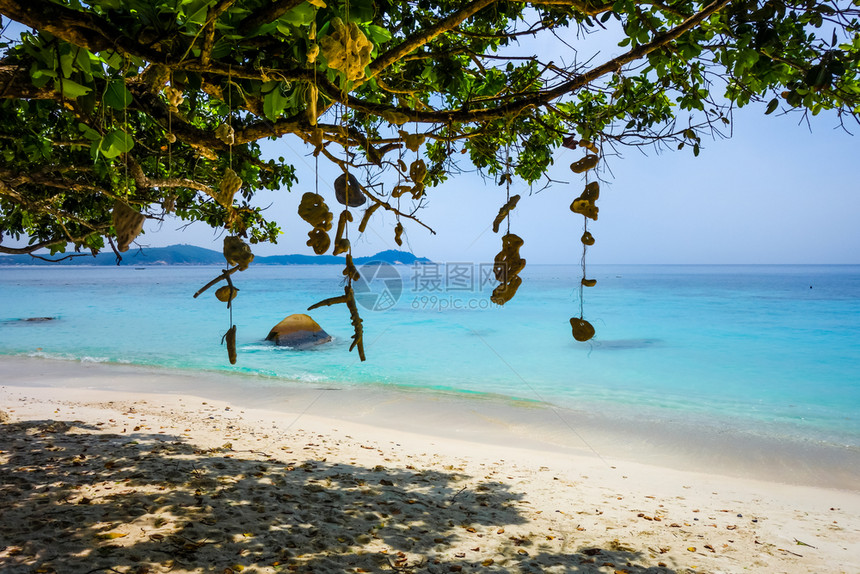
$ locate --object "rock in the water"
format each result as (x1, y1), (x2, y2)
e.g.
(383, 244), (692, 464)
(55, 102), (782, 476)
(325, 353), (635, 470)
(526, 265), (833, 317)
(266, 314), (332, 349)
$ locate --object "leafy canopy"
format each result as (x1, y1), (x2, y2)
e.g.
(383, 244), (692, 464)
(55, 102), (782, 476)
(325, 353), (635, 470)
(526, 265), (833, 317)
(0, 0), (858, 355)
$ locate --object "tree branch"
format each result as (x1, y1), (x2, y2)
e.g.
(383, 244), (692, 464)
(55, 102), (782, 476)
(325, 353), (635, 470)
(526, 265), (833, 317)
(366, 0), (499, 81)
(238, 0), (306, 35)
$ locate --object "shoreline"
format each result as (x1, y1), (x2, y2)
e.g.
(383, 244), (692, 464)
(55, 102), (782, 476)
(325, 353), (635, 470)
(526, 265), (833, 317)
(1, 355), (858, 491)
(2, 357), (859, 573)
(1, 357), (859, 573)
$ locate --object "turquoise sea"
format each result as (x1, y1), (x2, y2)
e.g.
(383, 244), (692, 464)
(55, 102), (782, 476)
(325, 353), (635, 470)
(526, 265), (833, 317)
(1, 263), (859, 450)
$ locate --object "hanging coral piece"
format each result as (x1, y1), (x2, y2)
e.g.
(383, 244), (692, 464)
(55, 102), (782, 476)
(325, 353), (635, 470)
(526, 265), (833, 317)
(298, 192), (333, 254)
(215, 285), (239, 302)
(215, 123), (235, 145)
(319, 17), (373, 82)
(570, 154), (599, 174)
(570, 318), (595, 342)
(334, 173), (366, 206)
(581, 231), (595, 246)
(112, 200), (146, 252)
(492, 195), (520, 233)
(394, 221), (404, 246)
(399, 130), (425, 152)
(333, 210), (352, 255)
(306, 83), (319, 126)
(214, 167), (242, 208)
(343, 254), (360, 281)
(491, 233), (526, 305)
(358, 202), (381, 233)
(224, 324), (237, 364)
(223, 236), (254, 270)
(163, 85), (184, 112)
(307, 285), (366, 361)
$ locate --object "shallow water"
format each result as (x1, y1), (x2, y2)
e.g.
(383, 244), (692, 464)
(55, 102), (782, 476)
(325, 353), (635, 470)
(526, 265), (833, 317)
(1, 263), (858, 450)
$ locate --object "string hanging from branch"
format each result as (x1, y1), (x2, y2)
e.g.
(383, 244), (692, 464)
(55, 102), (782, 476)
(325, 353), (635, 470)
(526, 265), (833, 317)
(306, 6), (367, 361)
(568, 137), (601, 342)
(490, 149), (525, 306)
(193, 76), (254, 365)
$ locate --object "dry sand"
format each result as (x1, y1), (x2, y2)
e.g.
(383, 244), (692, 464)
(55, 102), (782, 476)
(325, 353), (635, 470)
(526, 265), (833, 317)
(0, 357), (858, 574)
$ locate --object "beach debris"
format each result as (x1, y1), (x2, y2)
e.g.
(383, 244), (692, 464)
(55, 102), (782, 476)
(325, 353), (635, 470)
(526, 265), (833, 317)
(112, 200), (146, 252)
(491, 233), (525, 305)
(298, 192), (333, 254)
(334, 173), (367, 207)
(265, 314), (332, 349)
(492, 195), (520, 233)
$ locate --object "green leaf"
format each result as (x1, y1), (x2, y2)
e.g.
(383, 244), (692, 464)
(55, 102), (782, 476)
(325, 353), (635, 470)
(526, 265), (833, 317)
(263, 84), (289, 120)
(365, 24), (391, 44)
(765, 98), (779, 115)
(58, 78), (92, 98)
(99, 129), (134, 158)
(278, 3), (316, 27)
(104, 80), (133, 110)
(59, 52), (74, 78)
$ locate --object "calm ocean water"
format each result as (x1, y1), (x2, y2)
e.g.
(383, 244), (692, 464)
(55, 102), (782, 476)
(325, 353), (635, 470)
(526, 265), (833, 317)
(1, 263), (858, 447)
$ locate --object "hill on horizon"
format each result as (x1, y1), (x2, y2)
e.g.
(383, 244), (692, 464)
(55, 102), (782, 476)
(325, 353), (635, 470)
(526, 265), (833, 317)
(0, 244), (432, 266)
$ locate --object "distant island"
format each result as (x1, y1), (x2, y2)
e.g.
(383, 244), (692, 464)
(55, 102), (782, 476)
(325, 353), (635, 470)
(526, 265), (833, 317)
(0, 245), (432, 266)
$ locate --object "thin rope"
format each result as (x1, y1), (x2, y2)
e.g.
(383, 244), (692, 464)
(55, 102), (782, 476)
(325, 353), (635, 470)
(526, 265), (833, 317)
(228, 65), (233, 170)
(580, 218), (587, 318)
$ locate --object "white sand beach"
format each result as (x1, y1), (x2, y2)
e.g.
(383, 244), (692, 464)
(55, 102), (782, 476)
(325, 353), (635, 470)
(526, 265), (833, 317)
(1, 356), (858, 574)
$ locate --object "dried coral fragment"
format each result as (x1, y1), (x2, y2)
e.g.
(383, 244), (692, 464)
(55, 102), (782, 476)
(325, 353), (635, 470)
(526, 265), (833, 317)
(570, 198), (598, 220)
(225, 325), (237, 364)
(215, 123), (235, 146)
(215, 285), (239, 302)
(298, 192), (333, 229)
(570, 318), (595, 342)
(112, 200), (146, 252)
(334, 173), (366, 207)
(581, 181), (600, 202)
(409, 159), (427, 184)
(581, 278), (597, 287)
(581, 231), (595, 246)
(570, 154), (599, 174)
(491, 233), (526, 305)
(216, 167), (242, 207)
(223, 236), (254, 270)
(382, 109), (410, 125)
(306, 83), (319, 126)
(394, 222), (404, 246)
(319, 18), (373, 81)
(492, 194), (520, 233)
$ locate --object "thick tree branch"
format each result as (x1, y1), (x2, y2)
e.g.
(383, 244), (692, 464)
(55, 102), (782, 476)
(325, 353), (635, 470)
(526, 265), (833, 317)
(0, 238), (62, 254)
(238, 0), (306, 35)
(366, 0), (499, 81)
(0, 0), (166, 63)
